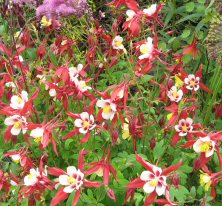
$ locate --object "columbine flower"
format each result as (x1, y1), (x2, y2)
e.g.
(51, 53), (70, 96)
(74, 78), (91, 93)
(10, 154), (21, 164)
(138, 37), (154, 60)
(74, 112), (96, 134)
(96, 99), (117, 120)
(48, 83), (58, 97)
(69, 64), (83, 81)
(59, 166), (84, 193)
(175, 118), (193, 136)
(167, 86), (183, 102)
(193, 136), (216, 158)
(126, 154), (182, 205)
(140, 166), (167, 195)
(184, 74), (200, 91)
(10, 91), (28, 110)
(4, 115), (27, 135)
(126, 10), (136, 21)
(5, 81), (16, 89)
(30, 127), (44, 144)
(143, 4), (157, 16)
(200, 172), (212, 191)
(112, 35), (125, 50)
(24, 168), (40, 186)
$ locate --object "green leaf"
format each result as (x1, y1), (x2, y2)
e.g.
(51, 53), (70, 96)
(197, 0), (206, 3)
(181, 29), (191, 39)
(185, 2), (195, 12)
(153, 140), (165, 160)
(170, 185), (189, 202)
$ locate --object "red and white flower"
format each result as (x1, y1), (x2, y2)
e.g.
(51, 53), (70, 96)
(184, 74), (200, 91)
(112, 35), (125, 51)
(74, 78), (91, 93)
(96, 99), (117, 120)
(74, 112), (96, 134)
(10, 154), (21, 164)
(175, 118), (193, 136)
(193, 136), (216, 158)
(140, 166), (167, 196)
(138, 37), (154, 60)
(10, 90), (28, 110)
(24, 168), (41, 186)
(69, 64), (83, 81)
(30, 127), (44, 144)
(4, 115), (27, 135)
(143, 4), (157, 16)
(59, 166), (84, 193)
(167, 86), (183, 102)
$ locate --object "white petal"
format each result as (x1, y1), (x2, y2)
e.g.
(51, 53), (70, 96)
(102, 112), (112, 120)
(67, 166), (77, 176)
(59, 175), (69, 185)
(11, 126), (21, 136)
(49, 89), (56, 97)
(193, 139), (202, 153)
(80, 112), (89, 120)
(153, 166), (162, 176)
(4, 116), (18, 126)
(140, 171), (153, 181)
(79, 127), (88, 134)
(21, 91), (28, 102)
(96, 99), (106, 108)
(143, 182), (155, 193)
(63, 185), (75, 193)
(74, 119), (83, 127)
(30, 128), (44, 138)
(156, 184), (166, 196)
(186, 118), (193, 125)
(175, 125), (180, 132)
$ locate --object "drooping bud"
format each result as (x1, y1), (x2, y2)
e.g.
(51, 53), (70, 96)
(150, 137), (156, 150)
(171, 173), (180, 189)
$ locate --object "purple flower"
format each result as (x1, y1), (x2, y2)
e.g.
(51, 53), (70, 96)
(36, 0), (89, 19)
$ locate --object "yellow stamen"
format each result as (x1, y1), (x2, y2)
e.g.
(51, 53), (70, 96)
(149, 179), (158, 187)
(103, 105), (111, 113)
(115, 40), (122, 47)
(190, 80), (195, 86)
(34, 136), (43, 144)
(17, 97), (23, 104)
(200, 142), (212, 152)
(14, 121), (22, 129)
(80, 82), (87, 89)
(28, 174), (33, 180)
(173, 91), (178, 97)
(68, 176), (76, 185)
(13, 160), (20, 164)
(83, 121), (89, 128)
(182, 125), (187, 132)
(141, 46), (149, 54)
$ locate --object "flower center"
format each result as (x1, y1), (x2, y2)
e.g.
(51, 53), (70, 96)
(83, 121), (89, 128)
(173, 91), (178, 97)
(28, 174), (33, 180)
(149, 179), (158, 187)
(68, 176), (76, 185)
(200, 142), (212, 152)
(80, 82), (87, 89)
(141, 46), (150, 54)
(17, 97), (23, 104)
(103, 105), (112, 113)
(13, 159), (20, 164)
(190, 80), (195, 86)
(115, 40), (122, 47)
(34, 136), (43, 144)
(182, 125), (187, 132)
(14, 120), (22, 129)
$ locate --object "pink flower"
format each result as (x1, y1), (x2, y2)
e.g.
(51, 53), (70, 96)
(184, 74), (200, 91)
(59, 166), (84, 193)
(175, 118), (193, 136)
(4, 115), (27, 135)
(167, 86), (183, 102)
(74, 112), (96, 134)
(96, 99), (117, 120)
(140, 166), (167, 196)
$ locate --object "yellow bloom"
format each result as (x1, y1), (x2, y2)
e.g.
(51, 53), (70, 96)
(167, 113), (173, 120)
(200, 171), (211, 191)
(41, 16), (52, 27)
(175, 75), (184, 88)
